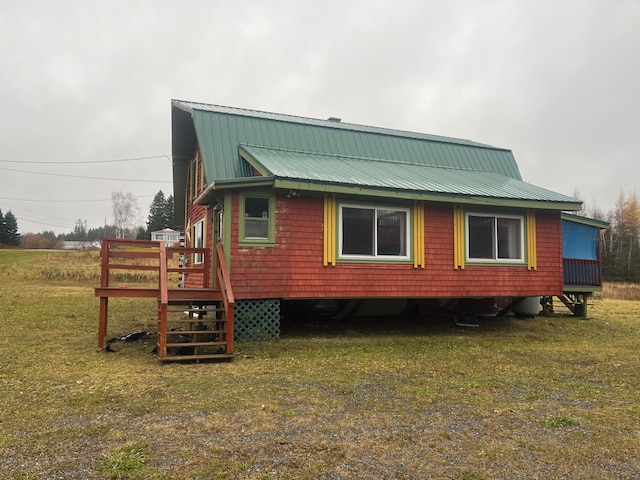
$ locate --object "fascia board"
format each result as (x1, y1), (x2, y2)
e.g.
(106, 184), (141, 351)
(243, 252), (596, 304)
(272, 179), (581, 211)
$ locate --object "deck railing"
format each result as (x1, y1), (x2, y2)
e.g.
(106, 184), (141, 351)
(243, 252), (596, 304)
(563, 258), (602, 286)
(98, 238), (210, 289)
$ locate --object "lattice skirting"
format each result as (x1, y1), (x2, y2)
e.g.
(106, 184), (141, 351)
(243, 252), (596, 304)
(234, 299), (281, 341)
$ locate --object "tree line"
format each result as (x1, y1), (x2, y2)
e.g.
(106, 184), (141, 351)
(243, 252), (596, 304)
(597, 191), (640, 282)
(15, 190), (175, 249)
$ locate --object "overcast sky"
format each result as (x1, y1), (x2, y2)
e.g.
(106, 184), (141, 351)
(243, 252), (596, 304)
(1, 0), (638, 235)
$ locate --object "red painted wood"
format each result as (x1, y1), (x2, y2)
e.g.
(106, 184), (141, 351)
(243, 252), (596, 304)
(226, 194), (565, 300)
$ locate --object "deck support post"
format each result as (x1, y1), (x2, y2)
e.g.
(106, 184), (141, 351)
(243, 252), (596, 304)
(158, 301), (168, 358)
(98, 297), (108, 350)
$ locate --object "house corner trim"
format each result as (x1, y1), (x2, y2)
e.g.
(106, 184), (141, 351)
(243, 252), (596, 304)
(453, 205), (465, 269)
(323, 194), (337, 266)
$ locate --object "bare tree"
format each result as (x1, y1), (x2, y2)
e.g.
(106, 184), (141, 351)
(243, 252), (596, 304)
(111, 191), (139, 239)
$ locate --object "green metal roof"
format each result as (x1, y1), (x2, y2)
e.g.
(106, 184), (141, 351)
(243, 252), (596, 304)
(239, 145), (581, 209)
(172, 100), (522, 180)
(171, 100), (581, 214)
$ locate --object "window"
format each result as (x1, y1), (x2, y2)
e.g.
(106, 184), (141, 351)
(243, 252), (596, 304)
(466, 213), (524, 262)
(339, 204), (410, 259)
(193, 219), (204, 264)
(240, 194), (275, 246)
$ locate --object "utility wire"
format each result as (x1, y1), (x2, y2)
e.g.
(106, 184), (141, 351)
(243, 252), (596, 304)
(0, 194), (154, 203)
(0, 155), (170, 164)
(0, 166), (172, 183)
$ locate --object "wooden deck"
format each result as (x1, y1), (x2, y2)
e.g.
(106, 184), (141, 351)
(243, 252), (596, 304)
(94, 239), (234, 362)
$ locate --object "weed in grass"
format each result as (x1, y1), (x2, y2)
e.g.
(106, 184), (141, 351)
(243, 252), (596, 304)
(540, 415), (580, 428)
(94, 443), (151, 479)
(524, 389), (545, 401)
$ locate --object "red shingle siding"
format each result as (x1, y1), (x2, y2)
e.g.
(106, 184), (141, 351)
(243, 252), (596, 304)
(228, 195), (564, 300)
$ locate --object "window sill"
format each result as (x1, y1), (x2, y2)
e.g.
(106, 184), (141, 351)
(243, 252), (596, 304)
(465, 261), (527, 267)
(337, 258), (413, 265)
(239, 239), (275, 248)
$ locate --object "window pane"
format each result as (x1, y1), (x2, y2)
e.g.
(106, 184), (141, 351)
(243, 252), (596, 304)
(244, 197), (270, 239)
(377, 210), (407, 255)
(245, 197), (269, 219)
(245, 219), (269, 238)
(497, 217), (521, 259)
(193, 221), (204, 264)
(468, 216), (495, 259)
(342, 207), (374, 255)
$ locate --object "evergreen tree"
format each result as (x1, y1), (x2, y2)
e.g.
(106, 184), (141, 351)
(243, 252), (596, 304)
(135, 226), (147, 240)
(164, 195), (174, 229)
(0, 209), (5, 244)
(146, 191), (172, 238)
(3, 211), (20, 246)
(72, 219), (88, 241)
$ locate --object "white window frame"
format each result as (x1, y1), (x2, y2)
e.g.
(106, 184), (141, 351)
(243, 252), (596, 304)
(465, 212), (525, 263)
(193, 219), (204, 264)
(338, 203), (411, 261)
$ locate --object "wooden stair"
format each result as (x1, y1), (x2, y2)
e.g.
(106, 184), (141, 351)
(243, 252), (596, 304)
(158, 295), (234, 362)
(95, 239), (235, 363)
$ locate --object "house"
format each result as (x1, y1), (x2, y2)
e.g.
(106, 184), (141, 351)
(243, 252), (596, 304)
(62, 240), (101, 250)
(170, 99), (592, 341)
(151, 228), (181, 247)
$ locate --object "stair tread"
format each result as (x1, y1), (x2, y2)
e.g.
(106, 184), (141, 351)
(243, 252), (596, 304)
(166, 330), (226, 335)
(159, 354), (234, 362)
(167, 307), (224, 313)
(165, 341), (228, 347)
(162, 318), (226, 324)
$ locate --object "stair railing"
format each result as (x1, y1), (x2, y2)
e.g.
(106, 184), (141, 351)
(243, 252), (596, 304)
(215, 243), (235, 355)
(158, 242), (169, 357)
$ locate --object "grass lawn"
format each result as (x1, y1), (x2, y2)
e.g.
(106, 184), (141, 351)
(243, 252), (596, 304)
(0, 250), (638, 479)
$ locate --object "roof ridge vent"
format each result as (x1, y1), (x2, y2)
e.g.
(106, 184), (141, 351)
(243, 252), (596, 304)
(327, 117), (342, 122)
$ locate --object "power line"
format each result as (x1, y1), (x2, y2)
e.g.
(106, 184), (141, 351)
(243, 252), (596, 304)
(10, 210), (76, 230)
(0, 166), (172, 183)
(0, 154), (171, 164)
(0, 194), (155, 203)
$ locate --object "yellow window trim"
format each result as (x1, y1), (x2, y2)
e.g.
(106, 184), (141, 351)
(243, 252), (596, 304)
(323, 194), (336, 266)
(526, 210), (537, 270)
(453, 205), (465, 269)
(413, 201), (425, 268)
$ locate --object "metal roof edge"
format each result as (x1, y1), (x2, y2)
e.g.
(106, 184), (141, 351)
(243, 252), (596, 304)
(561, 212), (610, 229)
(174, 99), (509, 152)
(272, 179), (580, 211)
(194, 177), (276, 205)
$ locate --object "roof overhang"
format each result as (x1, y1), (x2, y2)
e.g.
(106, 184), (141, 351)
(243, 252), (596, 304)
(194, 176), (276, 205)
(238, 144), (582, 211)
(561, 212), (610, 229)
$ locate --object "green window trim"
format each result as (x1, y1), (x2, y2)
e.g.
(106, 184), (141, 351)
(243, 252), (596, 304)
(192, 218), (205, 264)
(239, 193), (276, 247)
